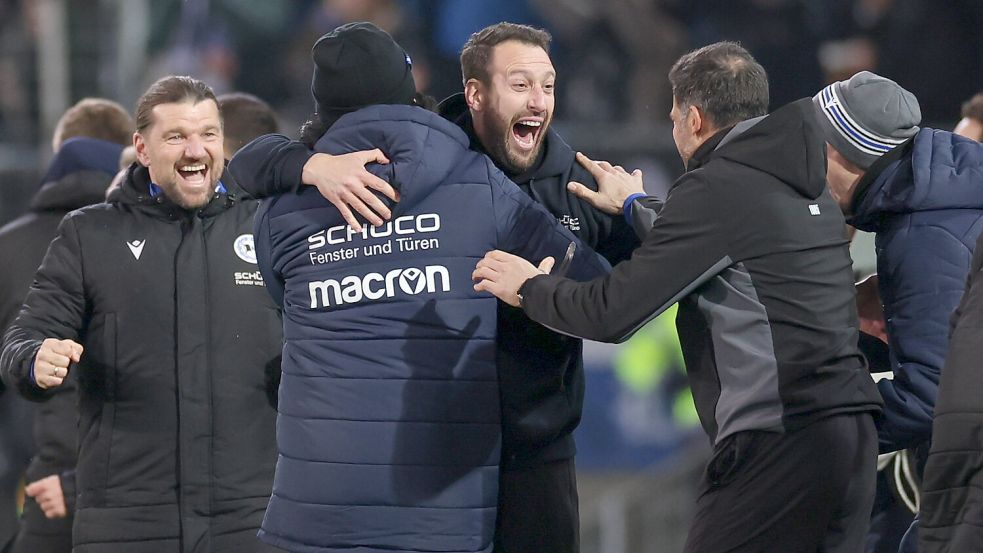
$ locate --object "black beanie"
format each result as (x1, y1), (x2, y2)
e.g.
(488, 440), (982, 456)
(310, 22), (416, 127)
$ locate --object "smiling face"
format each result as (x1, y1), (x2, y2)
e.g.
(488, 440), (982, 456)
(467, 40), (555, 175)
(134, 99), (224, 210)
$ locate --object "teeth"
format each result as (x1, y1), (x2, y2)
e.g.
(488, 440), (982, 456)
(518, 121), (542, 128)
(180, 164), (206, 172)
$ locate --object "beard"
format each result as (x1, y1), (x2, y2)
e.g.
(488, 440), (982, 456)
(155, 162), (223, 210)
(478, 112), (549, 176)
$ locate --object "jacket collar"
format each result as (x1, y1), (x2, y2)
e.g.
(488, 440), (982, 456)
(685, 127), (733, 171)
(849, 136), (915, 216)
(115, 163), (235, 220)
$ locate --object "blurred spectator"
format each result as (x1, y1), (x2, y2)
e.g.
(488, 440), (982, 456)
(817, 0), (983, 124)
(534, 0), (687, 126)
(50, 99), (134, 153)
(0, 97), (131, 553)
(105, 145), (137, 202)
(954, 92), (983, 141)
(216, 92), (279, 159)
(683, 0), (826, 109)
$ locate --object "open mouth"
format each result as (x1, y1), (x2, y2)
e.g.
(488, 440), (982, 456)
(511, 118), (543, 151)
(177, 163), (208, 185)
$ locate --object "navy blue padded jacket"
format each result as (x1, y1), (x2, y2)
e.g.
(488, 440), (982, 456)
(850, 128), (983, 453)
(253, 105), (608, 553)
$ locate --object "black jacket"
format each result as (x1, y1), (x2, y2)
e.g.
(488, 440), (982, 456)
(438, 95), (638, 467)
(228, 96), (638, 468)
(919, 229), (983, 552)
(0, 163), (282, 553)
(518, 99), (883, 444)
(0, 137), (122, 545)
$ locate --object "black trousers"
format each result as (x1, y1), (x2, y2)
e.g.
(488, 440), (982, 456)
(494, 458), (579, 553)
(684, 412), (877, 553)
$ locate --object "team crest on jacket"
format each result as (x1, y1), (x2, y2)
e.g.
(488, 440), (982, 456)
(234, 234), (257, 264)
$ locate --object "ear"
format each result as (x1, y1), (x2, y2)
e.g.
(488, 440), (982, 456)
(464, 78), (483, 112)
(133, 132), (151, 167)
(687, 105), (705, 136)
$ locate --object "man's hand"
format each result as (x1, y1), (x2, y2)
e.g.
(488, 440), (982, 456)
(25, 475), (67, 519)
(302, 149), (396, 231)
(33, 338), (82, 389)
(856, 274), (887, 343)
(567, 152), (645, 214)
(473, 251), (555, 307)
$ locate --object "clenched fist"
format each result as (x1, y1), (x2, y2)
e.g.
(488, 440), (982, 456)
(25, 474), (67, 519)
(33, 338), (83, 389)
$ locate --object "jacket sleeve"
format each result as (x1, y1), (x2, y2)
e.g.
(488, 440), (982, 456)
(627, 196), (665, 239)
(570, 164), (641, 265)
(490, 168), (610, 281)
(875, 225), (972, 453)
(0, 215), (87, 401)
(227, 134), (312, 199)
(253, 200), (285, 308)
(60, 469), (76, 516)
(518, 175), (730, 343)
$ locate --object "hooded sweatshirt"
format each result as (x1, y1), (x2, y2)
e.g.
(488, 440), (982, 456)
(518, 98), (883, 444)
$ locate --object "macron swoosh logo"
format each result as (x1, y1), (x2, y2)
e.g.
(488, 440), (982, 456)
(126, 240), (146, 260)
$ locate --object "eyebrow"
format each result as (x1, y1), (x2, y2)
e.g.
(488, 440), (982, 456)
(161, 122), (221, 135)
(508, 68), (556, 80)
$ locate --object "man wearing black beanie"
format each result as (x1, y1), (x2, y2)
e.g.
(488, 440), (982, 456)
(239, 21), (610, 553)
(230, 22), (638, 551)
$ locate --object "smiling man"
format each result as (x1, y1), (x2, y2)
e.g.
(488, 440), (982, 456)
(434, 25), (639, 553)
(1, 76), (282, 553)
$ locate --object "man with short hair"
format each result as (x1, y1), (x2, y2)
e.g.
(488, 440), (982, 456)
(473, 42), (883, 553)
(229, 22), (637, 551)
(1, 76), (282, 553)
(0, 97), (133, 553)
(814, 71), (983, 553)
(216, 92), (279, 159)
(51, 98), (135, 152)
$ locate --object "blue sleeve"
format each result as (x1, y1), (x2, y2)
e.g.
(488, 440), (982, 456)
(228, 134), (313, 199)
(875, 225), (973, 453)
(489, 166), (610, 280)
(254, 200), (285, 308)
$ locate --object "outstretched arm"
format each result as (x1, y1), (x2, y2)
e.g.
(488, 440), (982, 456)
(476, 176), (729, 343)
(228, 134), (397, 231)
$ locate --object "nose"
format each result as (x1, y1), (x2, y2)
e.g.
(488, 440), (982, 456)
(528, 85), (547, 112)
(185, 135), (206, 159)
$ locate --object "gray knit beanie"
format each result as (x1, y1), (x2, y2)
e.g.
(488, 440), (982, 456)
(813, 71), (921, 169)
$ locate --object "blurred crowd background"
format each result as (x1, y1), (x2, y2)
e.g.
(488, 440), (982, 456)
(2, 1), (982, 550)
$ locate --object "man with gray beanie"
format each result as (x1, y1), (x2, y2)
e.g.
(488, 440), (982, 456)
(814, 71), (983, 553)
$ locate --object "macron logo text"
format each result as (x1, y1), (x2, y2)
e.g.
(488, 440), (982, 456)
(309, 265), (450, 309)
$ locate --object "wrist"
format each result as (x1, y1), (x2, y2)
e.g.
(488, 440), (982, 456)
(622, 193), (647, 224)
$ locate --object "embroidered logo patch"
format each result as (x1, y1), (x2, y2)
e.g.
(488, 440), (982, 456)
(234, 234), (257, 264)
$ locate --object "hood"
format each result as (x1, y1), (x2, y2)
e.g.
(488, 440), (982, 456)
(436, 92), (573, 183)
(315, 104), (472, 212)
(706, 98), (829, 200)
(849, 129), (983, 228)
(30, 137), (124, 211)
